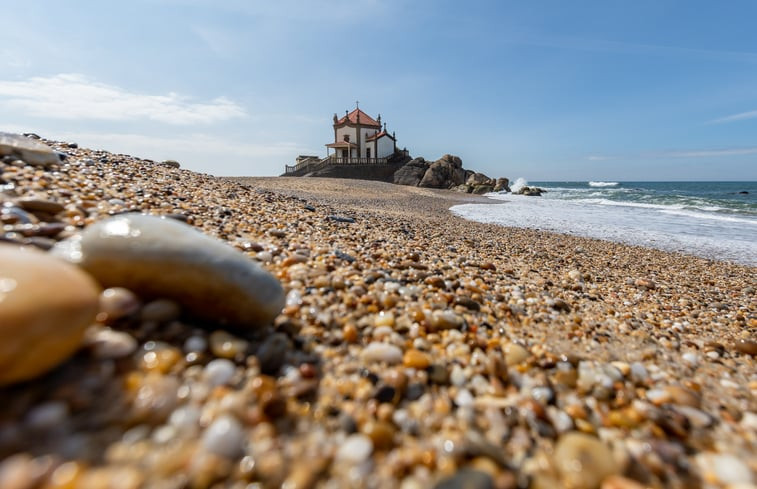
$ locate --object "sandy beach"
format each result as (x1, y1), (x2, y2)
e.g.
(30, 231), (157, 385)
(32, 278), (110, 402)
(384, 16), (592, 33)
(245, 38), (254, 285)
(1, 139), (755, 488)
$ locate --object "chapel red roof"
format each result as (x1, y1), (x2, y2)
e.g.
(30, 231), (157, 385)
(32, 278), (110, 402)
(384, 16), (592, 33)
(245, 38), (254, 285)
(336, 108), (381, 128)
(365, 130), (395, 141)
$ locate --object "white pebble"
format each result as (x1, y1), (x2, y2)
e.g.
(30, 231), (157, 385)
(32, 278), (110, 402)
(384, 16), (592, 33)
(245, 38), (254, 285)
(204, 359), (236, 387)
(169, 405), (201, 431)
(630, 362), (648, 383)
(183, 335), (207, 353)
(450, 365), (467, 387)
(696, 453), (754, 485)
(152, 424), (177, 444)
(88, 328), (137, 359)
(454, 388), (474, 407)
(336, 434), (373, 464)
(201, 415), (245, 459)
(682, 352), (699, 367)
(360, 342), (402, 364)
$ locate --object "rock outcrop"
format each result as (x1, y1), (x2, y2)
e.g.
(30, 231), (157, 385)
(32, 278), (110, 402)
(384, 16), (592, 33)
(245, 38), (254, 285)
(418, 154), (466, 189)
(392, 157), (429, 186)
(514, 185), (544, 196)
(394, 154), (509, 195)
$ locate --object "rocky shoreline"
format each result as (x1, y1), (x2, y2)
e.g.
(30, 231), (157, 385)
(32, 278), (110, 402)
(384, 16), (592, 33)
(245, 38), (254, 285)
(0, 134), (755, 488)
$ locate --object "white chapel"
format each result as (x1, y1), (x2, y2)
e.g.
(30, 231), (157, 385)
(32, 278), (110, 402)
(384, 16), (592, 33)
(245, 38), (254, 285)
(325, 104), (397, 162)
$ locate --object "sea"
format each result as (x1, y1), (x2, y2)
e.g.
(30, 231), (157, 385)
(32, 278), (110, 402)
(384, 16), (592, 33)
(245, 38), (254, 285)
(450, 180), (757, 266)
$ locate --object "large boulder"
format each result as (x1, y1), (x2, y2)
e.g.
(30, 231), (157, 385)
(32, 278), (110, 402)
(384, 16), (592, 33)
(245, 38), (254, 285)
(493, 177), (510, 192)
(514, 185), (543, 196)
(393, 157), (429, 186)
(471, 185), (494, 194)
(419, 154), (466, 189)
(466, 172), (493, 186)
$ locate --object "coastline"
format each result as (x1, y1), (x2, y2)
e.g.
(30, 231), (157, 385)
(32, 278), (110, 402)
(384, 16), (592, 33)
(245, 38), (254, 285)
(1, 141), (755, 487)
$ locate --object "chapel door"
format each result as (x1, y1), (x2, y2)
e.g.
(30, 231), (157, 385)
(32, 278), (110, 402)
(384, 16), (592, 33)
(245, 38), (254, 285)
(341, 149), (348, 158)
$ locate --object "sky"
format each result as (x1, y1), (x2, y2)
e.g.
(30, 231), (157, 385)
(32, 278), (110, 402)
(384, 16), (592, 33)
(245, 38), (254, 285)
(1, 0), (756, 181)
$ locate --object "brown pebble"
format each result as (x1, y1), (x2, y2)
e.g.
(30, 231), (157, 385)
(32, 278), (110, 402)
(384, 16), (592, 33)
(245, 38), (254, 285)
(403, 349), (432, 369)
(0, 244), (100, 385)
(363, 420), (395, 450)
(733, 339), (757, 356)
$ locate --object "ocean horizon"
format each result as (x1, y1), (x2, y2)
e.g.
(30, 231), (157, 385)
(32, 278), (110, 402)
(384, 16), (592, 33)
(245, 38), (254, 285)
(451, 180), (757, 266)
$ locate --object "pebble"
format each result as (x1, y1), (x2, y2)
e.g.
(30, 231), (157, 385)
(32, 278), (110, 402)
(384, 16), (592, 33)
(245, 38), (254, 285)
(140, 299), (181, 323)
(203, 359), (237, 387)
(503, 343), (530, 366)
(403, 349), (431, 369)
(335, 434), (373, 464)
(733, 339), (757, 356)
(553, 432), (619, 489)
(97, 287), (140, 323)
(433, 469), (494, 489)
(52, 214), (285, 327)
(201, 415), (245, 459)
(0, 244), (100, 385)
(25, 401), (69, 430)
(85, 327), (138, 359)
(0, 132), (60, 167)
(361, 342), (403, 364)
(695, 452), (754, 485)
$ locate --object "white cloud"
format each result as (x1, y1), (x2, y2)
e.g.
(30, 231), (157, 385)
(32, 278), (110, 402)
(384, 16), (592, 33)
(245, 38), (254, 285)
(587, 155), (615, 161)
(0, 74), (246, 124)
(659, 147), (757, 158)
(710, 110), (757, 124)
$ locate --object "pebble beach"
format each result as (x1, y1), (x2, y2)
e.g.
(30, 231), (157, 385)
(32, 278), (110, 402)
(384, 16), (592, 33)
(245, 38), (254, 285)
(0, 135), (755, 488)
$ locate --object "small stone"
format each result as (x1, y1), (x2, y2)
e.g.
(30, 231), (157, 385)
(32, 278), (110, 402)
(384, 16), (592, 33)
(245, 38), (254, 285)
(430, 310), (464, 330)
(0, 132), (60, 167)
(375, 311), (395, 327)
(85, 327), (137, 359)
(204, 359), (237, 387)
(403, 349), (431, 369)
(140, 299), (181, 323)
(553, 432), (619, 489)
(257, 333), (290, 374)
(374, 385), (397, 403)
(209, 331), (248, 359)
(503, 343), (530, 366)
(336, 434), (373, 464)
(681, 352), (699, 367)
(201, 415), (245, 459)
(97, 287), (140, 323)
(733, 339), (757, 356)
(428, 364), (450, 385)
(0, 244), (100, 385)
(696, 452), (754, 485)
(52, 214), (285, 327)
(361, 342), (403, 364)
(25, 401), (69, 430)
(433, 469), (494, 489)
(16, 198), (65, 215)
(664, 385), (701, 408)
(363, 420), (395, 450)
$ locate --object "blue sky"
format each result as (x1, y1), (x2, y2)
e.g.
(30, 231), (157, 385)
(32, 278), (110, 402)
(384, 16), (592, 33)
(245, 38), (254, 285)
(1, 0), (756, 180)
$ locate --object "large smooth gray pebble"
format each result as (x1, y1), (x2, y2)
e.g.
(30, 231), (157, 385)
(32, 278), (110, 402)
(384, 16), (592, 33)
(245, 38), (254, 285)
(52, 213), (284, 327)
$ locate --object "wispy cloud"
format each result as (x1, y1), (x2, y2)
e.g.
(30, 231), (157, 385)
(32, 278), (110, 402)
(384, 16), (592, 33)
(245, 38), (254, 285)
(511, 35), (757, 63)
(587, 155), (616, 161)
(709, 109), (757, 124)
(589, 147), (757, 161)
(655, 147), (757, 158)
(0, 74), (246, 124)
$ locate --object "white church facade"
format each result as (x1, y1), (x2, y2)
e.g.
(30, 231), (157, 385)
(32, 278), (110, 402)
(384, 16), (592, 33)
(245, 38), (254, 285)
(325, 105), (397, 162)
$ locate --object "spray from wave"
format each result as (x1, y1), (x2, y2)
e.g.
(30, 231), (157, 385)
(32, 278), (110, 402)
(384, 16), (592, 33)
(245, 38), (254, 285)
(510, 177), (528, 193)
(589, 181), (619, 187)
